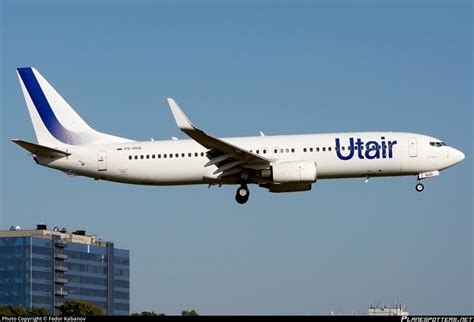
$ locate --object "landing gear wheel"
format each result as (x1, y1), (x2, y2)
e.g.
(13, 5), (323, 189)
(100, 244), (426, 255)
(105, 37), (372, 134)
(415, 183), (424, 192)
(235, 185), (250, 204)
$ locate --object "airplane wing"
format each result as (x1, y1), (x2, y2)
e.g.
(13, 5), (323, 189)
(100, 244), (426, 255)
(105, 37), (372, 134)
(167, 98), (270, 178)
(11, 139), (71, 158)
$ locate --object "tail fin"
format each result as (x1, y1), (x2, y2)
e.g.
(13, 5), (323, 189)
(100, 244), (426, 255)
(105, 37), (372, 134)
(16, 67), (133, 146)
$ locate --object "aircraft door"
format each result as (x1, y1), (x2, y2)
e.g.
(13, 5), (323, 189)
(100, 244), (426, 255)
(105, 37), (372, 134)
(97, 151), (107, 171)
(408, 138), (418, 157)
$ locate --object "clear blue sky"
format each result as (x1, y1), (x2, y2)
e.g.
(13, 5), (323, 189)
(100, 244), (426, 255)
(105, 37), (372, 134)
(1, 0), (472, 315)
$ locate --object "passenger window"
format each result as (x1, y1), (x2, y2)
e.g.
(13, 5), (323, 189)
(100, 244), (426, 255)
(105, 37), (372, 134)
(256, 150), (260, 154)
(188, 153), (192, 157)
(342, 147), (345, 151)
(263, 150), (267, 154)
(316, 147), (320, 152)
(195, 152), (198, 157)
(146, 155), (149, 159)
(328, 147), (332, 152)
(280, 149), (284, 153)
(291, 148), (295, 153)
(181, 153), (185, 157)
(201, 152), (205, 157)
(164, 154), (167, 158)
(158, 154), (161, 159)
(310, 148), (313, 152)
(152, 154), (155, 159)
(129, 156), (132, 160)
(169, 154), (173, 158)
(274, 149), (278, 154)
(303, 148), (307, 152)
(134, 156), (138, 160)
(140, 155), (144, 159)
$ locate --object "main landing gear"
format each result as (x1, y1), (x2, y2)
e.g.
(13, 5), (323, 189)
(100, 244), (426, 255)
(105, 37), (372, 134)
(235, 184), (250, 204)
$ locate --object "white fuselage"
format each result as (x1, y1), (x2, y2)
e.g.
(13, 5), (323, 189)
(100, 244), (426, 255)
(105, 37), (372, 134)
(37, 131), (464, 186)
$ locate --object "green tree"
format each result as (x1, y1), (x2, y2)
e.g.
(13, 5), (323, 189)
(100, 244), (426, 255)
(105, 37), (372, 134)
(0, 306), (14, 316)
(30, 307), (49, 316)
(4, 306), (30, 316)
(0, 306), (48, 316)
(181, 309), (199, 316)
(131, 311), (166, 316)
(59, 300), (104, 316)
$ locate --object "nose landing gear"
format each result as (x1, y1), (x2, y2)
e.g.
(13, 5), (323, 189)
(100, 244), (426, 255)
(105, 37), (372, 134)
(415, 181), (424, 192)
(235, 184), (250, 204)
(415, 171), (440, 192)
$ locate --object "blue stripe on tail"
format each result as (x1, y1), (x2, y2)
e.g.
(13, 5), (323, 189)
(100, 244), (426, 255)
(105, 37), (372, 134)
(17, 67), (92, 145)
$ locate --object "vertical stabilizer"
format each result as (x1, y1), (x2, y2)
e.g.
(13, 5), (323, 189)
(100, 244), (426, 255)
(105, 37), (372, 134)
(17, 67), (133, 146)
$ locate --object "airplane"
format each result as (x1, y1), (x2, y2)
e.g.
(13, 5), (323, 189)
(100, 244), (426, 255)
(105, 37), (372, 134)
(12, 67), (465, 204)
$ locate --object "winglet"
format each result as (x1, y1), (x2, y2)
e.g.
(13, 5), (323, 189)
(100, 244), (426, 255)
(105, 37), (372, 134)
(167, 98), (195, 131)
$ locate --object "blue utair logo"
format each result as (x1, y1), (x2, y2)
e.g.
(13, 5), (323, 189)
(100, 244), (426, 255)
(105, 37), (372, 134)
(335, 137), (397, 160)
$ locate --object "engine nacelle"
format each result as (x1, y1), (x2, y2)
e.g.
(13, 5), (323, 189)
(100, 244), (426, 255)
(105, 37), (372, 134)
(271, 161), (317, 183)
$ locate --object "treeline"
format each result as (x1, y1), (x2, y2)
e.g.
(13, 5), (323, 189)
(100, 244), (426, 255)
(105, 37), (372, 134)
(0, 300), (103, 316)
(0, 300), (199, 316)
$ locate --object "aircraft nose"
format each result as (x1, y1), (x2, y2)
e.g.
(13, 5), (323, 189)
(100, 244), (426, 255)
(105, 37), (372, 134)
(452, 148), (465, 164)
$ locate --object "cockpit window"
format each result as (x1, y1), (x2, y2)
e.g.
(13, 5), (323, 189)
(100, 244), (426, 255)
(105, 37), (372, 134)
(430, 141), (447, 147)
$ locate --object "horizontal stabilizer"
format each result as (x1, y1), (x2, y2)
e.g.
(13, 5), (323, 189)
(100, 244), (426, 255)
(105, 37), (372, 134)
(11, 139), (71, 157)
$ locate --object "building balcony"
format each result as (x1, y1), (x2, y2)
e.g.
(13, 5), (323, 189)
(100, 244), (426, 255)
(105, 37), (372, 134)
(55, 277), (68, 284)
(54, 265), (68, 272)
(55, 301), (65, 308)
(55, 240), (67, 248)
(54, 252), (68, 260)
(55, 288), (68, 296)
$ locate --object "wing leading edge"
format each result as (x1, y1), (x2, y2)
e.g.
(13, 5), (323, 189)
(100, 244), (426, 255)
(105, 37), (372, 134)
(166, 98), (270, 177)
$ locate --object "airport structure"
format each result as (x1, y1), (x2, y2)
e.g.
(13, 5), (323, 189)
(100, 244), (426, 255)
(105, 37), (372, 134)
(0, 224), (130, 315)
(368, 303), (409, 316)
